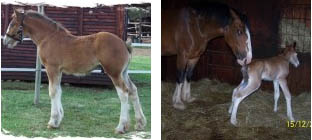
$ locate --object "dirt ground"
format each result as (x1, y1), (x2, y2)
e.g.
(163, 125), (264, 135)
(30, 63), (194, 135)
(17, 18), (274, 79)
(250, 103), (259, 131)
(132, 48), (151, 56)
(162, 79), (311, 140)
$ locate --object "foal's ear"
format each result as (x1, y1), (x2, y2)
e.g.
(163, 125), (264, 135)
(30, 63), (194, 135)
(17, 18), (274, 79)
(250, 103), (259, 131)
(14, 8), (25, 21)
(293, 42), (296, 49)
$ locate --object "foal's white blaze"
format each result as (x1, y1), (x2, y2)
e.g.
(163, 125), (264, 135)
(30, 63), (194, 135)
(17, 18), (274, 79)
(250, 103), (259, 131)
(290, 53), (300, 67)
(3, 23), (13, 47)
(245, 27), (252, 64)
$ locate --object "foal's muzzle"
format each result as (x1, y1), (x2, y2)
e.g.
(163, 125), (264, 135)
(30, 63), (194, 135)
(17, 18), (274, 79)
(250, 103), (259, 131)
(3, 26), (24, 48)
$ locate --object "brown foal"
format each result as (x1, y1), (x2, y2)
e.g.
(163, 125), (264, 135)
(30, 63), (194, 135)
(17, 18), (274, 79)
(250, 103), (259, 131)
(228, 42), (299, 126)
(162, 3), (252, 110)
(3, 9), (146, 134)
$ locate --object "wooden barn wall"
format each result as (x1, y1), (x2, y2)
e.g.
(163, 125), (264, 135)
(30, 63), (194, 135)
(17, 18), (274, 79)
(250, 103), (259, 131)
(161, 0), (311, 95)
(1, 4), (126, 85)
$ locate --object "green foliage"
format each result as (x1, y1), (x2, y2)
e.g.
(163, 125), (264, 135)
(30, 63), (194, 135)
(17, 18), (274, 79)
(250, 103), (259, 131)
(129, 55), (151, 71)
(127, 7), (151, 21)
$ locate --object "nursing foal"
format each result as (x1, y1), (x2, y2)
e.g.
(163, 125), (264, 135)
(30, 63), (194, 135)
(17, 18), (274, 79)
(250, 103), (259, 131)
(229, 42), (299, 126)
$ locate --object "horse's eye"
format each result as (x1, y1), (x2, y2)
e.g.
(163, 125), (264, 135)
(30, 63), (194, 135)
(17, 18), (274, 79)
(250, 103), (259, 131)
(237, 30), (242, 35)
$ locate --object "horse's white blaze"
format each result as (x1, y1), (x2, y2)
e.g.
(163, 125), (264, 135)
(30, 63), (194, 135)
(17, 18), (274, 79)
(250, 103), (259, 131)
(115, 86), (130, 132)
(245, 27), (252, 64)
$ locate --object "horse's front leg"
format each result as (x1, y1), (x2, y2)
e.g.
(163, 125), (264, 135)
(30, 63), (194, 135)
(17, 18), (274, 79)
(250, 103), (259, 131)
(46, 67), (63, 128)
(181, 57), (199, 103)
(172, 55), (187, 110)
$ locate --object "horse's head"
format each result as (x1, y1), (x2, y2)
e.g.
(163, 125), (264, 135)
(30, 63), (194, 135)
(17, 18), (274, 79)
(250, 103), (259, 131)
(224, 10), (252, 66)
(284, 42), (300, 67)
(3, 9), (25, 49)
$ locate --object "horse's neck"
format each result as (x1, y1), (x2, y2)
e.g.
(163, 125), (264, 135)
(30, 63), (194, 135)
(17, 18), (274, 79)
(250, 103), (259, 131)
(186, 9), (224, 41)
(24, 18), (69, 45)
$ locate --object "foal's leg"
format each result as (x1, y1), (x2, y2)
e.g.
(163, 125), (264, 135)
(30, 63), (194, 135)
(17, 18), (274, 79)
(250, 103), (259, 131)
(278, 79), (295, 121)
(230, 78), (261, 126)
(172, 55), (187, 110)
(112, 75), (131, 134)
(181, 57), (199, 103)
(127, 75), (146, 130)
(229, 80), (244, 114)
(273, 80), (280, 112)
(46, 67), (63, 128)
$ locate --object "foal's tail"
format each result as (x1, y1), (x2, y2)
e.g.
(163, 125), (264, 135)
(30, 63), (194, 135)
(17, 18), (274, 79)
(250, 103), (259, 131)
(122, 37), (133, 82)
(125, 37), (133, 54)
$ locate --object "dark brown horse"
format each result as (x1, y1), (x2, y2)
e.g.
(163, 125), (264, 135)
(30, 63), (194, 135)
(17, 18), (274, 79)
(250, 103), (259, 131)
(3, 9), (146, 134)
(162, 3), (253, 109)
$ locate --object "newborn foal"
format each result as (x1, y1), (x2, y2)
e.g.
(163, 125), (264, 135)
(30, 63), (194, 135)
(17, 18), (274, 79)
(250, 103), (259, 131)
(228, 42), (299, 126)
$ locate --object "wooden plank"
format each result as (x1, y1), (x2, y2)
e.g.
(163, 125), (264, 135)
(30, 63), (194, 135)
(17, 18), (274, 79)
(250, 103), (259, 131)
(79, 8), (83, 35)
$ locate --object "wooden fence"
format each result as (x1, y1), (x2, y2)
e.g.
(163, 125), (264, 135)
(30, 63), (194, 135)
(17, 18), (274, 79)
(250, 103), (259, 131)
(1, 4), (126, 85)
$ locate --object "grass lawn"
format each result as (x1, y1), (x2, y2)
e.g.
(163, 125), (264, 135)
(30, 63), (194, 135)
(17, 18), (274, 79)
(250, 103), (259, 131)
(1, 74), (150, 138)
(129, 55), (151, 71)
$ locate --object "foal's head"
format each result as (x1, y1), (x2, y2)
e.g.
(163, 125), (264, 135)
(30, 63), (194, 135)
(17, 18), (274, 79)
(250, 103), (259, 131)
(3, 9), (25, 48)
(284, 42), (300, 67)
(224, 9), (252, 66)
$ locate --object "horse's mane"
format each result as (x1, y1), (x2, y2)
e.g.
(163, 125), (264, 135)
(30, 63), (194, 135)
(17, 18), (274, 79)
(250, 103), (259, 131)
(25, 10), (69, 33)
(189, 2), (250, 29)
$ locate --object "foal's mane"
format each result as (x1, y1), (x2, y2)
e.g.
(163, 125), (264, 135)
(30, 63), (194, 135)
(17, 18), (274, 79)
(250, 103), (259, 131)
(189, 2), (250, 29)
(25, 10), (69, 33)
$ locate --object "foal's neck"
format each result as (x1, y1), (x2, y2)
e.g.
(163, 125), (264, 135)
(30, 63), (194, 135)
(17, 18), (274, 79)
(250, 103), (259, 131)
(24, 17), (70, 45)
(278, 53), (291, 64)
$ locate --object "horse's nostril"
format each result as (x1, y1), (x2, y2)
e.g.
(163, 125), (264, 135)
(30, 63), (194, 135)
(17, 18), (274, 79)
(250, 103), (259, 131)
(236, 53), (246, 60)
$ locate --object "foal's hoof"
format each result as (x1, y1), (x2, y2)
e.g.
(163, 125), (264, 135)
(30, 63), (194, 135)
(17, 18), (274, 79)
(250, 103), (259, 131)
(135, 117), (147, 131)
(115, 126), (127, 134)
(185, 97), (196, 103)
(115, 128), (126, 134)
(47, 120), (60, 129)
(47, 124), (59, 129)
(230, 119), (238, 126)
(115, 123), (130, 134)
(173, 102), (186, 110)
